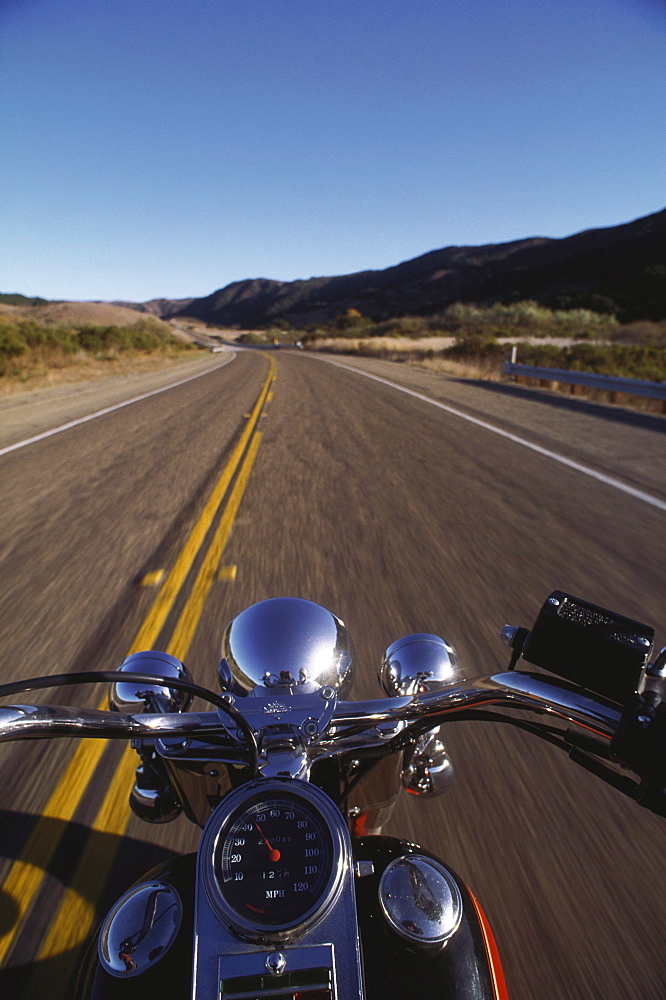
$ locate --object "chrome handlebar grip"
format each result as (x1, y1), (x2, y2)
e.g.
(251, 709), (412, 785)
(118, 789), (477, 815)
(0, 705), (225, 742)
(329, 672), (622, 741)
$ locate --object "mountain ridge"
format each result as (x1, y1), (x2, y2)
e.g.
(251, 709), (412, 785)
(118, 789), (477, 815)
(152, 207), (665, 326)
(8, 208), (666, 327)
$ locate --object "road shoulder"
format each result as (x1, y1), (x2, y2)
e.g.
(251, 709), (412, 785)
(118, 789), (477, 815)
(0, 352), (235, 451)
(307, 351), (666, 503)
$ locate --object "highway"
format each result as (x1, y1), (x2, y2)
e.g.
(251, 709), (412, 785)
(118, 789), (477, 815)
(0, 347), (664, 999)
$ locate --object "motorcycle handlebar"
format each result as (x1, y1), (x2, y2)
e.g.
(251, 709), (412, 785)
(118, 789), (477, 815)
(0, 703), (228, 742)
(0, 670), (621, 745)
(332, 671), (621, 739)
(6, 668), (666, 812)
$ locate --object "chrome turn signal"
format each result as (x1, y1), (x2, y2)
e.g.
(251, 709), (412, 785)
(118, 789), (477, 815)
(401, 726), (454, 797)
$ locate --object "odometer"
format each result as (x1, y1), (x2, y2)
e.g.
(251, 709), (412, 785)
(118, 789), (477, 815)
(208, 783), (342, 934)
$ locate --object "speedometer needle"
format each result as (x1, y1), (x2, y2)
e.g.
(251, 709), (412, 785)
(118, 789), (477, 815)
(254, 821), (281, 863)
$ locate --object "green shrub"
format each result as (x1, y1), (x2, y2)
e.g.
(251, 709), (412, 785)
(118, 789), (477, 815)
(0, 325), (28, 358)
(0, 293), (48, 307)
(333, 309), (375, 332)
(512, 343), (665, 381)
(237, 331), (270, 345)
(0, 317), (189, 377)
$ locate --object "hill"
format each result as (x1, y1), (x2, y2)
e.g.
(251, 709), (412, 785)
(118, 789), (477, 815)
(151, 207), (666, 327)
(4, 208), (665, 329)
(0, 299), (174, 329)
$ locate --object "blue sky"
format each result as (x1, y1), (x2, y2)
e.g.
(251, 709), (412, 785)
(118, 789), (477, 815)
(2, 0), (664, 302)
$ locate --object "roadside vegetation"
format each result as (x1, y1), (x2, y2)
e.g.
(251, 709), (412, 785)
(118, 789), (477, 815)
(236, 327), (303, 346)
(0, 316), (196, 381)
(0, 292), (49, 308)
(293, 303), (666, 384)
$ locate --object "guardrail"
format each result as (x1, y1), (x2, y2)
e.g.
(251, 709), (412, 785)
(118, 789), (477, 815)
(503, 361), (666, 402)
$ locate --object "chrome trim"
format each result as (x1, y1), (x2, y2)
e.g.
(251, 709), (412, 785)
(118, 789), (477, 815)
(0, 673), (621, 749)
(401, 726), (454, 797)
(0, 705), (230, 742)
(98, 881), (182, 977)
(221, 598), (354, 697)
(193, 786), (364, 998)
(646, 647), (666, 680)
(381, 633), (463, 696)
(214, 945), (343, 999)
(257, 735), (310, 780)
(379, 856), (463, 946)
(216, 690), (337, 746)
(500, 625), (519, 647)
(200, 778), (349, 939)
(355, 861), (375, 877)
(266, 951), (287, 974)
(329, 671), (621, 740)
(109, 651), (193, 713)
(345, 752), (402, 835)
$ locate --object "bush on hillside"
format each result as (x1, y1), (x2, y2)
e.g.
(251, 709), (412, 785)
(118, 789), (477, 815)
(0, 318), (191, 376)
(513, 343), (665, 381)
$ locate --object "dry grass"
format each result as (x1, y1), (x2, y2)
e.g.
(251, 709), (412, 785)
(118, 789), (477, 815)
(312, 335), (455, 352)
(0, 350), (200, 397)
(310, 334), (581, 353)
(26, 301), (166, 328)
(310, 338), (504, 378)
(407, 355), (504, 380)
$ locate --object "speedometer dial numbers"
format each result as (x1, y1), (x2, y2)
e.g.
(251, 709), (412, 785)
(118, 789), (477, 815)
(204, 781), (346, 938)
(217, 796), (333, 927)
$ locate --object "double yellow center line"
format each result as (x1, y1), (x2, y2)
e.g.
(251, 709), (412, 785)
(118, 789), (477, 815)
(0, 356), (276, 972)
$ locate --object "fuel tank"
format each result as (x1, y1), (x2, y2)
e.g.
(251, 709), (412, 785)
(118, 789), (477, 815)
(76, 837), (507, 1000)
(354, 837), (507, 1000)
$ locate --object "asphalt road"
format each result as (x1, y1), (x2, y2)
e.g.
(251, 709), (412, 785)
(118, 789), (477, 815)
(0, 348), (664, 999)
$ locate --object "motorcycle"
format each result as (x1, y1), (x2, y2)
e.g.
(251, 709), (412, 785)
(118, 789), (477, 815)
(0, 591), (663, 999)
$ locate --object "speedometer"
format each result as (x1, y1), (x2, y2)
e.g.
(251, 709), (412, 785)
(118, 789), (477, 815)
(217, 793), (333, 926)
(204, 781), (346, 936)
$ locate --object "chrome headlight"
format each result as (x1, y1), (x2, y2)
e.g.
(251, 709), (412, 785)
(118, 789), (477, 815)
(380, 633), (462, 697)
(219, 597), (353, 697)
(109, 650), (193, 713)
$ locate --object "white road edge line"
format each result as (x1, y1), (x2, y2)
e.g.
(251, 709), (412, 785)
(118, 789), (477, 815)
(319, 357), (666, 514)
(0, 353), (237, 458)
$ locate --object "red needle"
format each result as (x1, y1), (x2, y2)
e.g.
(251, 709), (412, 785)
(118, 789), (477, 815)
(254, 821), (281, 863)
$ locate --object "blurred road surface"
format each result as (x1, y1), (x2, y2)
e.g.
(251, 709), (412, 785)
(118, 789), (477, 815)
(0, 348), (664, 998)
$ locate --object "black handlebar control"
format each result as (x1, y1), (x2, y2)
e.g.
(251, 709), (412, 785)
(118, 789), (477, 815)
(611, 657), (666, 817)
(521, 591), (654, 706)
